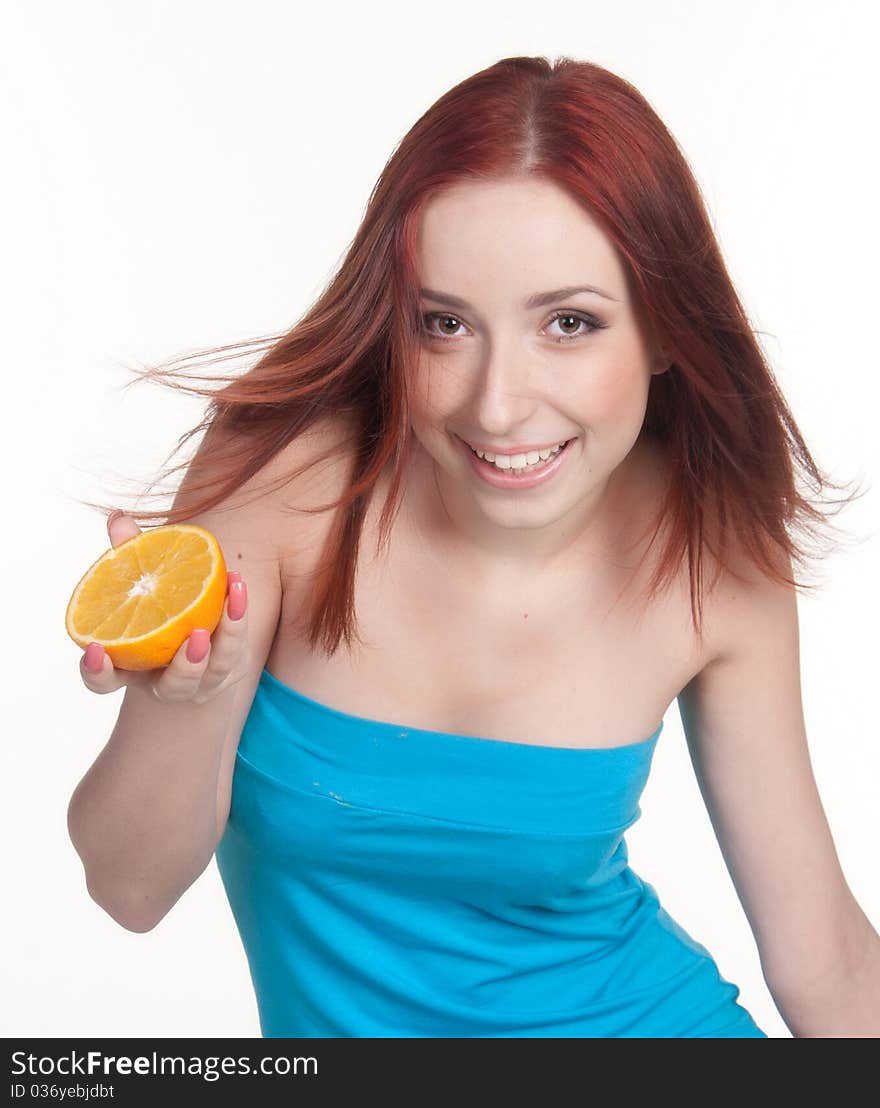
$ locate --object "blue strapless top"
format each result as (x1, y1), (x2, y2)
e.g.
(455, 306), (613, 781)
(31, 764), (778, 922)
(214, 668), (767, 1038)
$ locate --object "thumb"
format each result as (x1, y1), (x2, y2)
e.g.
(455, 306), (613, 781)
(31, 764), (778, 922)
(107, 510), (143, 548)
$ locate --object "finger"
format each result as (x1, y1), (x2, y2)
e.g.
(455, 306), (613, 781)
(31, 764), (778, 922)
(79, 643), (127, 695)
(193, 578), (250, 697)
(150, 628), (214, 702)
(107, 510), (142, 548)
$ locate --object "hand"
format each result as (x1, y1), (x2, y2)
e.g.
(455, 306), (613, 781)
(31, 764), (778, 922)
(78, 512), (250, 704)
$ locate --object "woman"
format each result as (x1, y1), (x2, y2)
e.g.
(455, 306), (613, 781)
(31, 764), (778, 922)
(71, 55), (879, 1037)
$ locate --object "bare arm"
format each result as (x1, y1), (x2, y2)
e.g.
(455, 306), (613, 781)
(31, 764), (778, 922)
(67, 426), (286, 931)
(678, 550), (880, 1035)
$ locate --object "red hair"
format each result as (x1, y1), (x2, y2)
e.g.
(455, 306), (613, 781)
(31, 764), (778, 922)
(81, 55), (867, 656)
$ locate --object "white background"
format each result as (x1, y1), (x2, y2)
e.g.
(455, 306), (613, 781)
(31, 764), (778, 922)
(2, 0), (877, 1038)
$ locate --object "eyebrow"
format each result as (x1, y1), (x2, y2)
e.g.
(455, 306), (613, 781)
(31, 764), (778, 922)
(418, 284), (620, 309)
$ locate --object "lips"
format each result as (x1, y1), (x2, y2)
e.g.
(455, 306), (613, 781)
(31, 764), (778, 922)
(459, 435), (572, 457)
(458, 432), (574, 489)
(466, 440), (569, 470)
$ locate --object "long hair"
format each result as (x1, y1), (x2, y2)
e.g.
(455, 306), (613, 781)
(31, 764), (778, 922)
(78, 55), (868, 657)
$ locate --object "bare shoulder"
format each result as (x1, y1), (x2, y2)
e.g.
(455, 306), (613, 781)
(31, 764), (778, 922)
(185, 412), (359, 562)
(630, 437), (799, 677)
(697, 530), (800, 675)
(269, 413), (362, 581)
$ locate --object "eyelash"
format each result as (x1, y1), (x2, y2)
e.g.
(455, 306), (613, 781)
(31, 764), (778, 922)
(420, 309), (607, 345)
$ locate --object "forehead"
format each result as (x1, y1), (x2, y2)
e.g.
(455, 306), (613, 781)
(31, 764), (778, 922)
(415, 176), (626, 299)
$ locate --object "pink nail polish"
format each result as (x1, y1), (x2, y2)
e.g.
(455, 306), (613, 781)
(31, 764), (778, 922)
(187, 629), (210, 664)
(228, 580), (247, 621)
(84, 643), (104, 673)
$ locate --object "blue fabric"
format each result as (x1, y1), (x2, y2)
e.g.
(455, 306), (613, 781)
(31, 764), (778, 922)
(215, 667), (768, 1038)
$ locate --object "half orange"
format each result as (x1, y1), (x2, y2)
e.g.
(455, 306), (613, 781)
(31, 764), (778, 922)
(65, 524), (228, 670)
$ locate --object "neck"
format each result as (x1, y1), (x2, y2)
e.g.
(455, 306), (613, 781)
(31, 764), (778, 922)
(401, 437), (648, 589)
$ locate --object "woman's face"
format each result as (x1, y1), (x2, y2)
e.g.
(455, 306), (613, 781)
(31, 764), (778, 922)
(410, 175), (668, 570)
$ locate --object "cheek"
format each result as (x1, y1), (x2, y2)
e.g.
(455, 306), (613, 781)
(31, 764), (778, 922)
(410, 357), (465, 420)
(583, 359), (650, 422)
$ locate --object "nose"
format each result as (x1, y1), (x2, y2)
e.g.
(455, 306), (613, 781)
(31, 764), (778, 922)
(468, 342), (542, 432)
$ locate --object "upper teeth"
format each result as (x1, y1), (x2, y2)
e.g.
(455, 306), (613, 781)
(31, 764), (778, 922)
(470, 441), (568, 469)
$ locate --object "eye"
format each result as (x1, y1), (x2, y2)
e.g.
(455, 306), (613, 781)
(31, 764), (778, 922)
(421, 312), (468, 340)
(420, 309), (605, 344)
(545, 310), (603, 343)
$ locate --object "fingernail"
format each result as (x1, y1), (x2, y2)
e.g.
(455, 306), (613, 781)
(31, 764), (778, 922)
(187, 629), (210, 664)
(84, 643), (105, 673)
(228, 580), (247, 621)
(107, 509), (123, 526)
(228, 572), (242, 587)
